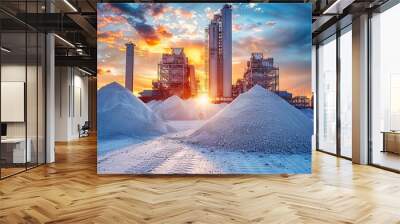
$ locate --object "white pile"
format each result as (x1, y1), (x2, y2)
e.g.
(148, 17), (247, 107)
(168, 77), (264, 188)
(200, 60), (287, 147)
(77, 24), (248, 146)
(150, 96), (226, 121)
(300, 108), (314, 120)
(153, 95), (199, 120)
(198, 102), (225, 119)
(187, 85), (313, 154)
(146, 100), (162, 111)
(98, 82), (174, 139)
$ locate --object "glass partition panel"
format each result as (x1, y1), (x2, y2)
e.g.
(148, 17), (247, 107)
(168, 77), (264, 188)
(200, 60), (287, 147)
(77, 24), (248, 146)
(0, 1), (46, 179)
(38, 32), (45, 165)
(371, 3), (400, 171)
(317, 36), (337, 154)
(1, 31), (27, 177)
(27, 31), (38, 169)
(339, 28), (352, 158)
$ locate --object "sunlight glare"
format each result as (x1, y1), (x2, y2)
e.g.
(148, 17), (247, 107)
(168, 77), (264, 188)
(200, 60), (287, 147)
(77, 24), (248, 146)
(196, 94), (209, 106)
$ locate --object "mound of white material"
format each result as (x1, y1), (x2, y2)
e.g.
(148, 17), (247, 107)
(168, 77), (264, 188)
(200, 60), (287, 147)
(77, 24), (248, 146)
(206, 103), (227, 118)
(154, 95), (199, 120)
(193, 102), (227, 120)
(300, 108), (314, 120)
(146, 100), (161, 111)
(98, 82), (173, 139)
(187, 85), (313, 153)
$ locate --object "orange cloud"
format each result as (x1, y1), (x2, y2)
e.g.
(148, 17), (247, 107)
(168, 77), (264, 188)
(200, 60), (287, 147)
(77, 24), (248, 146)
(156, 25), (173, 39)
(174, 8), (193, 19)
(98, 30), (124, 45)
(97, 15), (126, 29)
(144, 37), (160, 46)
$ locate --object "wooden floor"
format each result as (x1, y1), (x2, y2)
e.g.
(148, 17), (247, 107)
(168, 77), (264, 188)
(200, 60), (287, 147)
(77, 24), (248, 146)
(1, 167), (26, 178)
(1, 136), (400, 224)
(373, 151), (400, 171)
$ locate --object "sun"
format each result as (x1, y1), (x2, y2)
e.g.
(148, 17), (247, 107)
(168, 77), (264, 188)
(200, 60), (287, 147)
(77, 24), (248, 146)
(196, 94), (209, 106)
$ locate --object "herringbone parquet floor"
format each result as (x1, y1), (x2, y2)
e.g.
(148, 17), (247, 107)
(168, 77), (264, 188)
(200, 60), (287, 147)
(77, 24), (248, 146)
(1, 135), (400, 224)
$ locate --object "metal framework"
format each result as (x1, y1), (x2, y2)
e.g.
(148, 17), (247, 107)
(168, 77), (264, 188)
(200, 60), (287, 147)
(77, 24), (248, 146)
(154, 48), (193, 99)
(243, 53), (279, 92)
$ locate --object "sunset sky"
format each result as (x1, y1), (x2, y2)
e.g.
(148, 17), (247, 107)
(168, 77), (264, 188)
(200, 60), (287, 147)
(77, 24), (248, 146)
(97, 3), (312, 97)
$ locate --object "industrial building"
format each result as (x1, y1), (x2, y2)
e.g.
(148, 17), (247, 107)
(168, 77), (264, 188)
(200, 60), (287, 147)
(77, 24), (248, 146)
(125, 42), (135, 93)
(207, 4), (232, 102)
(292, 96), (311, 108)
(232, 78), (246, 98)
(276, 90), (312, 109)
(150, 48), (197, 100)
(276, 90), (293, 103)
(243, 53), (279, 92)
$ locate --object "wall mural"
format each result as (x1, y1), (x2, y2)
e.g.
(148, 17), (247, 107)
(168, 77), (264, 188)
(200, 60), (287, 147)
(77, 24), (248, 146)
(97, 3), (313, 174)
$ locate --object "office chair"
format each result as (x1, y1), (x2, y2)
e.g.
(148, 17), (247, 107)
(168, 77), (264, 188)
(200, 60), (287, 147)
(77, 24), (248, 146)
(79, 121), (90, 138)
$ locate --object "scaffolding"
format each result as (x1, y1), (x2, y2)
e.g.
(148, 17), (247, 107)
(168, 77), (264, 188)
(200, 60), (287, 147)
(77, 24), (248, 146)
(154, 48), (194, 99)
(292, 96), (311, 108)
(243, 53), (279, 92)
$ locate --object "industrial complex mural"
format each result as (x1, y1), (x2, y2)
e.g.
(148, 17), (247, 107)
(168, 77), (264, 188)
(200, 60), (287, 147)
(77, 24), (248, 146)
(97, 3), (313, 174)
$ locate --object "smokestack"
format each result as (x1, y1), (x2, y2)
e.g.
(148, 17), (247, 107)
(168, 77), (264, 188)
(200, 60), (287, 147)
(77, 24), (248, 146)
(125, 42), (135, 92)
(221, 4), (232, 98)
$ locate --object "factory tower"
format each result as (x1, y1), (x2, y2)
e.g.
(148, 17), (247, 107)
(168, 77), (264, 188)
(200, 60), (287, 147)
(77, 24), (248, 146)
(125, 42), (135, 92)
(208, 4), (232, 101)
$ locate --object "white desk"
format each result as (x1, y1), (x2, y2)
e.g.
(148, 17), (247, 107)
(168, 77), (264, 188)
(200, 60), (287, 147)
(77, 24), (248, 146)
(1, 138), (31, 163)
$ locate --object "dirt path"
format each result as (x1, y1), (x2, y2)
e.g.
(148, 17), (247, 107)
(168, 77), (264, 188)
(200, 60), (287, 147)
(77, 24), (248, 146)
(98, 134), (218, 174)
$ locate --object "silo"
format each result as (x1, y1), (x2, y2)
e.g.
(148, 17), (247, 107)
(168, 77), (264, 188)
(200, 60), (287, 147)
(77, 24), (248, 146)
(221, 4), (232, 98)
(125, 42), (135, 92)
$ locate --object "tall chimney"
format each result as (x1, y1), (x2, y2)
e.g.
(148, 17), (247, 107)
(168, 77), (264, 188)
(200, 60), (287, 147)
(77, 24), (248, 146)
(221, 4), (232, 98)
(125, 42), (135, 92)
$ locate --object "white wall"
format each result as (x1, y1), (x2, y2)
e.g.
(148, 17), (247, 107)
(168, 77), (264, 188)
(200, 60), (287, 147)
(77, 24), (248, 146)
(1, 65), (38, 138)
(71, 73), (89, 138)
(55, 67), (69, 141)
(55, 67), (89, 141)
